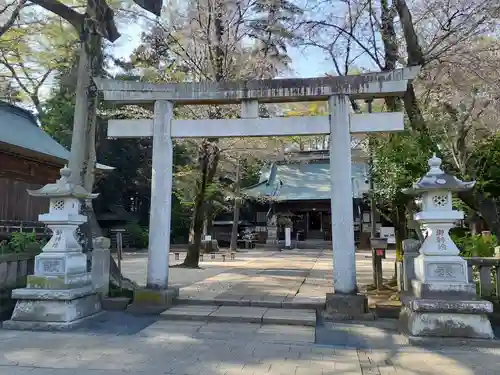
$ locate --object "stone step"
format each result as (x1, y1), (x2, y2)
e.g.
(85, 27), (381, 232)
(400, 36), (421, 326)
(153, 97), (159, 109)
(175, 296), (325, 310)
(160, 305), (317, 326)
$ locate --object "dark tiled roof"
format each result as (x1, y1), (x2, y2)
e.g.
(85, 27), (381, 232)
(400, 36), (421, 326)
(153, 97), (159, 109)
(0, 101), (112, 169)
(242, 161), (369, 201)
(0, 101), (69, 161)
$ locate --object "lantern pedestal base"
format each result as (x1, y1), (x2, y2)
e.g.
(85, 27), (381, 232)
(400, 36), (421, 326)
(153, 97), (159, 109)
(413, 255), (468, 285)
(399, 297), (494, 339)
(2, 283), (101, 331)
(411, 279), (477, 299)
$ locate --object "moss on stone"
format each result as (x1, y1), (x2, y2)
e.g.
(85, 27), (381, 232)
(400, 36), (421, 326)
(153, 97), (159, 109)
(133, 289), (165, 304)
(26, 275), (90, 290)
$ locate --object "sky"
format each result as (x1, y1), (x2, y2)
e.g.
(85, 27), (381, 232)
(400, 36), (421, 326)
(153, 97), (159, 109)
(110, 22), (333, 79)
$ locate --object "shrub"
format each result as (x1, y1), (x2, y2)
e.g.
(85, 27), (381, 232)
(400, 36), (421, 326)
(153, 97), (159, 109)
(0, 232), (44, 255)
(277, 216), (292, 228)
(124, 221), (149, 249)
(458, 234), (497, 258)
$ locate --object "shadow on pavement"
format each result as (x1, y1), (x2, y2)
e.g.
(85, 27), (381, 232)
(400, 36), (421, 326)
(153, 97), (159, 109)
(74, 311), (160, 336)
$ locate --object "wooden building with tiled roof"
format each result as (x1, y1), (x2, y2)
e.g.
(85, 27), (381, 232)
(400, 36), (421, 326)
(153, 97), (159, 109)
(0, 101), (111, 234)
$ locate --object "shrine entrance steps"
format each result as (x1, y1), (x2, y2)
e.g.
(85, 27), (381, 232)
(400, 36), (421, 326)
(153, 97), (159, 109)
(295, 239), (331, 249)
(160, 299), (320, 327)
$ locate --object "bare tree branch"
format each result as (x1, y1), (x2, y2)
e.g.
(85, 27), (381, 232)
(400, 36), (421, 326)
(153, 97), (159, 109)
(29, 0), (84, 31)
(0, 0), (26, 37)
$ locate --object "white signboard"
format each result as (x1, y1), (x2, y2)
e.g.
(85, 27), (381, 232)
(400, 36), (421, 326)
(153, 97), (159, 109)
(380, 227), (396, 244)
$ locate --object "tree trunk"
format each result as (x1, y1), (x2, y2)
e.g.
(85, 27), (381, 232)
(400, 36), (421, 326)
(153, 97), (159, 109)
(80, 32), (102, 255)
(184, 0), (225, 267)
(393, 0), (431, 135)
(183, 142), (210, 267)
(459, 190), (500, 237)
(394, 0), (425, 67)
(393, 0), (500, 241)
(69, 17), (136, 289)
(380, 0), (399, 112)
(183, 141), (221, 267)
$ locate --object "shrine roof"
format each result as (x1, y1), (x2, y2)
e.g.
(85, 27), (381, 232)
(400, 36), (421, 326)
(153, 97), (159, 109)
(242, 160), (368, 201)
(0, 101), (112, 170)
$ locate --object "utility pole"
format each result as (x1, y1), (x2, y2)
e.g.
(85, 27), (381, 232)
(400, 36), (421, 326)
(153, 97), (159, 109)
(230, 157), (241, 252)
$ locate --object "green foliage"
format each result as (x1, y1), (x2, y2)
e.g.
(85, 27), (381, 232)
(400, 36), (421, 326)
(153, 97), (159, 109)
(277, 215), (293, 228)
(372, 130), (433, 203)
(41, 90), (75, 147)
(0, 232), (44, 255)
(370, 128), (436, 258)
(470, 133), (500, 198)
(248, 0), (303, 75)
(240, 158), (263, 187)
(452, 232), (498, 257)
(0, 12), (79, 109)
(124, 221), (149, 249)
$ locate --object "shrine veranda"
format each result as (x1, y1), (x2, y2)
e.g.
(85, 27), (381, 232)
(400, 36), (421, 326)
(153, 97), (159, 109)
(94, 67), (420, 300)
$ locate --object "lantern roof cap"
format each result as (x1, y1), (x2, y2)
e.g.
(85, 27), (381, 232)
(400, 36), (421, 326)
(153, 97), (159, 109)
(27, 166), (98, 199)
(402, 154), (475, 195)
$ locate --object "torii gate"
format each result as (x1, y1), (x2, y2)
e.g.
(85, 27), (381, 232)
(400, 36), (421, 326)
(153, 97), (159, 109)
(95, 67), (420, 305)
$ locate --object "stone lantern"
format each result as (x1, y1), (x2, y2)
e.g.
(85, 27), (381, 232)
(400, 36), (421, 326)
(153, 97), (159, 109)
(3, 166), (101, 330)
(400, 154), (494, 339)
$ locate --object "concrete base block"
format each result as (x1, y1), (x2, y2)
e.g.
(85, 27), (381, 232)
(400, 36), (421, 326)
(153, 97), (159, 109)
(402, 297), (493, 314)
(323, 311), (375, 322)
(101, 297), (131, 311)
(411, 280), (476, 299)
(400, 306), (494, 339)
(12, 285), (95, 300)
(26, 274), (91, 290)
(324, 293), (368, 320)
(127, 287), (179, 315)
(408, 335), (500, 348)
(2, 288), (101, 331)
(2, 311), (103, 331)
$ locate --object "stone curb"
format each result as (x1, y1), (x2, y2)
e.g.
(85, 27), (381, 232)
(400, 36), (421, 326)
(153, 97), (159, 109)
(408, 335), (500, 348)
(160, 305), (317, 326)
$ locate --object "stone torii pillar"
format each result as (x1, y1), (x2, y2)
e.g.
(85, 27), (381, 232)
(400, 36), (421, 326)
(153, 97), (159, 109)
(94, 66), (420, 313)
(127, 100), (179, 314)
(329, 95), (356, 294)
(146, 100), (174, 290)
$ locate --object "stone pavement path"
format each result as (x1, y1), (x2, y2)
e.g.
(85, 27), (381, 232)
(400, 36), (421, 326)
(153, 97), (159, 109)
(3, 249), (498, 374)
(119, 248), (395, 306)
(1, 313), (500, 374)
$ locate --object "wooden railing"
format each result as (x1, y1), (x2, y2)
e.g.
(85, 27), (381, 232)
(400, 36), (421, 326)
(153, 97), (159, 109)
(465, 257), (500, 299)
(0, 252), (37, 320)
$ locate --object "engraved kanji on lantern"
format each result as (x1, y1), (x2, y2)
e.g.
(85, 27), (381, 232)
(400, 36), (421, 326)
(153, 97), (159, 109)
(403, 154), (475, 283)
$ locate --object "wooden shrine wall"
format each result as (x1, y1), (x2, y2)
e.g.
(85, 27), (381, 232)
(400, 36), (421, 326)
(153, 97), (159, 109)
(0, 152), (61, 222)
